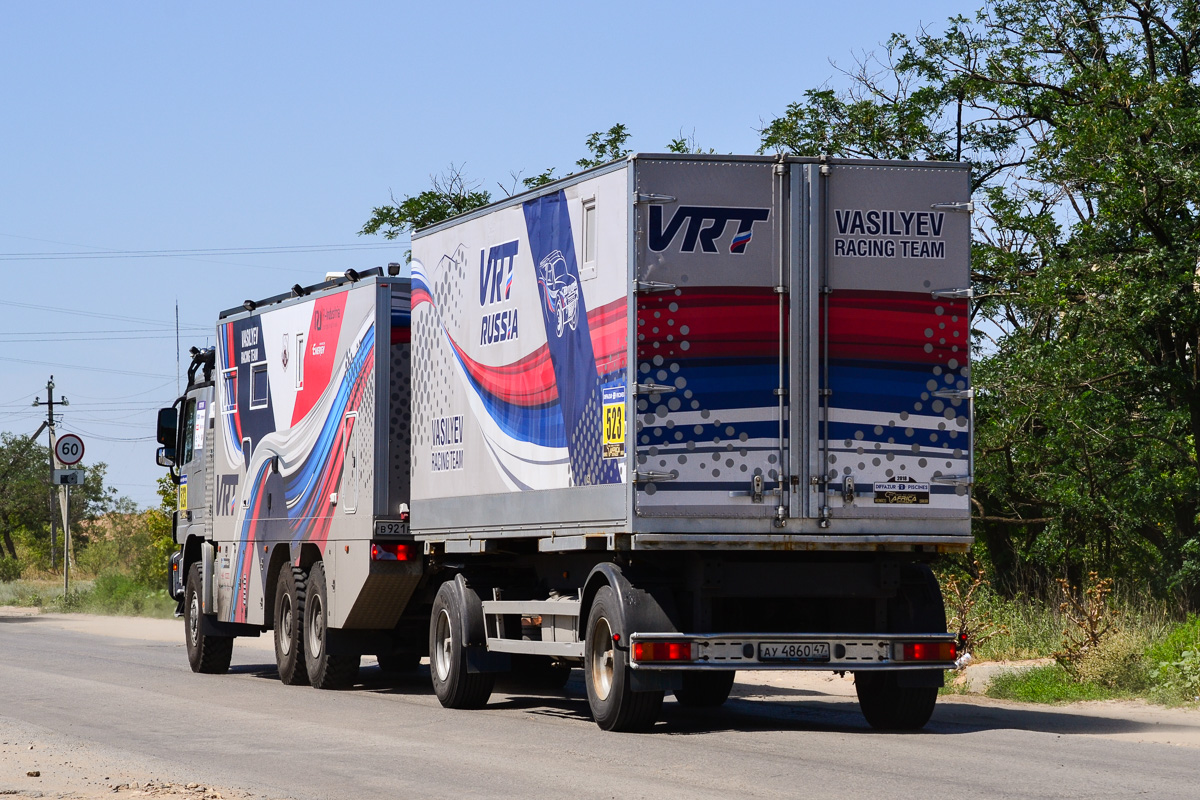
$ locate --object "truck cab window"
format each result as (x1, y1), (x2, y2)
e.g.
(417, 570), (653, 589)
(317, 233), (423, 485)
(181, 398), (196, 465)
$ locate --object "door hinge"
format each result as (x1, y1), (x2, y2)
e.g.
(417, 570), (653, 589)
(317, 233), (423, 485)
(930, 201), (974, 213)
(634, 280), (677, 293)
(635, 383), (677, 395)
(636, 193), (677, 205)
(773, 387), (787, 397)
(931, 388), (973, 400)
(819, 388), (833, 397)
(931, 287), (973, 300)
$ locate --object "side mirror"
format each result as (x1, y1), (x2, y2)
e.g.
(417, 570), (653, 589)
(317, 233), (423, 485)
(156, 407), (178, 447)
(156, 446), (175, 468)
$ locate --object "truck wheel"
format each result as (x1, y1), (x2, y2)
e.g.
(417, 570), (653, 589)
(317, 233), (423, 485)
(674, 670), (735, 708)
(184, 562), (233, 674)
(303, 562), (360, 689)
(854, 672), (938, 730)
(273, 566), (309, 686)
(429, 581), (494, 708)
(584, 586), (663, 732)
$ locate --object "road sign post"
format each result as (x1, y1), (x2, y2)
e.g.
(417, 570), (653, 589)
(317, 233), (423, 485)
(52, 434), (83, 594)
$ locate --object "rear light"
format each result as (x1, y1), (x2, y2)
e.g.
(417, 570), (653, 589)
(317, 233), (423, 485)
(371, 542), (414, 561)
(898, 641), (957, 662)
(632, 641), (693, 663)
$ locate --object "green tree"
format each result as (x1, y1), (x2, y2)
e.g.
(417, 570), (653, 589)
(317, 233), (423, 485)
(362, 124), (638, 245)
(0, 432), (116, 571)
(761, 0), (1200, 604)
(359, 164), (491, 258)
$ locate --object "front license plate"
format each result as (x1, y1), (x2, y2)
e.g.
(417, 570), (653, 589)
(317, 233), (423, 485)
(758, 641), (831, 663)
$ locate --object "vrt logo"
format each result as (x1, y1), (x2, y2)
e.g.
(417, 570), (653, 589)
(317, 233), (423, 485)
(648, 205), (770, 254)
(479, 240), (519, 306)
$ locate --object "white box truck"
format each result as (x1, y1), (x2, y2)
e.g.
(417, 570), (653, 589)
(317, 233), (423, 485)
(159, 154), (972, 731)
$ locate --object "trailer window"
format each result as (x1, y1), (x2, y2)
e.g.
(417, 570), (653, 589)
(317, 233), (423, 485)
(581, 199), (597, 279)
(295, 333), (305, 389)
(221, 368), (238, 414)
(249, 362), (269, 409)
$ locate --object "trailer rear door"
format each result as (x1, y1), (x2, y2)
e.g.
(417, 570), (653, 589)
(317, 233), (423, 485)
(813, 162), (972, 522)
(631, 157), (788, 520)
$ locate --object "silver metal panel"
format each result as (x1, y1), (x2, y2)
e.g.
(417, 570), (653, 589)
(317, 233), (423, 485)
(413, 484), (627, 537)
(484, 638), (584, 658)
(482, 600), (582, 616)
(631, 532), (972, 551)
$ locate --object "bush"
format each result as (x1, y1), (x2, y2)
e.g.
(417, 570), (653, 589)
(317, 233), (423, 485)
(0, 556), (21, 582)
(1147, 615), (1200, 704)
(1074, 627), (1149, 691)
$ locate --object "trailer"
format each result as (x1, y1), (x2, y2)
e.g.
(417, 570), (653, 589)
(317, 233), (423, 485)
(158, 154), (972, 731)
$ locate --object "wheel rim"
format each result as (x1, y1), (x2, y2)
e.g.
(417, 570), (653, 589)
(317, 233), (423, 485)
(433, 608), (452, 681)
(307, 593), (324, 656)
(278, 593), (293, 656)
(589, 615), (614, 702)
(188, 594), (200, 646)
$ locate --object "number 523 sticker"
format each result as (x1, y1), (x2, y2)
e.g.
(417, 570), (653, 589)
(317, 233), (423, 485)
(601, 382), (626, 459)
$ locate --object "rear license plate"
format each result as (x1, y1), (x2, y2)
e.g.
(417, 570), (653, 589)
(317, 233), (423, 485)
(758, 641), (831, 663)
(374, 521), (410, 536)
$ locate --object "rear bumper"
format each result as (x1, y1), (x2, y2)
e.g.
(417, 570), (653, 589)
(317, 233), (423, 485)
(627, 631), (957, 671)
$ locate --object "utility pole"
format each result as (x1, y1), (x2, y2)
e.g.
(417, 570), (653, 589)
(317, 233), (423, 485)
(32, 377), (68, 569)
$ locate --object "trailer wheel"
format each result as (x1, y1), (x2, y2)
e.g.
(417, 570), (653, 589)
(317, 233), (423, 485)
(184, 562), (233, 674)
(303, 562), (360, 689)
(429, 581), (494, 709)
(674, 670), (735, 708)
(584, 586), (663, 731)
(854, 564), (944, 730)
(273, 566), (309, 685)
(854, 673), (938, 730)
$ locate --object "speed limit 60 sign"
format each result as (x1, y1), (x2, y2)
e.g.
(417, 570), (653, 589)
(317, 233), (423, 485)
(55, 433), (84, 466)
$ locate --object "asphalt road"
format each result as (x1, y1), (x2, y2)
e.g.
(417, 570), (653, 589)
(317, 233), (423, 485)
(2, 613), (1198, 800)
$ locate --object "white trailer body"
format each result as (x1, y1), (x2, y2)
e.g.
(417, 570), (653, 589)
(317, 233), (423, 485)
(410, 155), (972, 547)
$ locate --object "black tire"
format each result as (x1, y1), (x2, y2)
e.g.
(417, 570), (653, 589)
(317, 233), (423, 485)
(376, 651), (421, 674)
(855, 673), (938, 730)
(303, 562), (360, 689)
(429, 581), (494, 709)
(184, 562), (233, 674)
(854, 564), (944, 730)
(674, 670), (735, 708)
(584, 586), (663, 732)
(273, 565), (309, 686)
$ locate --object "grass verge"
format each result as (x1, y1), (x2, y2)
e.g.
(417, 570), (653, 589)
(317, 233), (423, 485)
(986, 664), (1127, 703)
(0, 575), (177, 618)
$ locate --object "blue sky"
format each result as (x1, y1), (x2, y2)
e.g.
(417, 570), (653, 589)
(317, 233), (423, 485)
(0, 0), (972, 508)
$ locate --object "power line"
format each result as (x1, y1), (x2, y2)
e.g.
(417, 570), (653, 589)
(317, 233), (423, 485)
(0, 299), (204, 328)
(0, 334), (203, 343)
(0, 355), (172, 379)
(0, 242), (406, 261)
